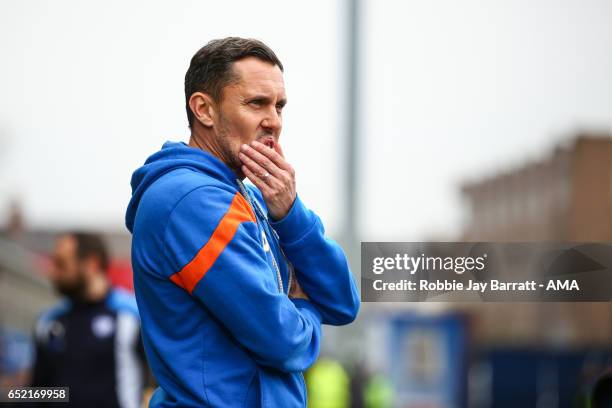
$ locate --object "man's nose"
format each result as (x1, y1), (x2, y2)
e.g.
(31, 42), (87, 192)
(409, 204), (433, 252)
(261, 109), (282, 133)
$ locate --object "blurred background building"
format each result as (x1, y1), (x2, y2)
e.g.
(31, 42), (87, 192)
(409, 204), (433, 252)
(461, 134), (612, 345)
(462, 134), (612, 242)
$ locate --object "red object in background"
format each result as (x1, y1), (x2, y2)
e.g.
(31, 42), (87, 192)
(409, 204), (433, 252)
(108, 258), (134, 292)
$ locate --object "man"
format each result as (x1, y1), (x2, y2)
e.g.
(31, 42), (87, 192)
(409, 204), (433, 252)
(31, 232), (146, 407)
(125, 37), (360, 407)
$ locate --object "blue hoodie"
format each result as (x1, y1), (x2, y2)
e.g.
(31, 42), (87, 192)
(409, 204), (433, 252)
(125, 141), (360, 407)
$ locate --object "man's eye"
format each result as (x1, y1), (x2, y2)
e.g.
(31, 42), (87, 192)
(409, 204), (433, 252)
(249, 100), (263, 107)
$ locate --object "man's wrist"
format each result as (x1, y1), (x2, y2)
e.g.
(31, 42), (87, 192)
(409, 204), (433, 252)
(268, 196), (296, 222)
(269, 194), (316, 245)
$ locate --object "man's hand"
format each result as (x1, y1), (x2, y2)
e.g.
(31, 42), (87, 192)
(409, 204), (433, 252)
(288, 272), (309, 300)
(239, 141), (296, 220)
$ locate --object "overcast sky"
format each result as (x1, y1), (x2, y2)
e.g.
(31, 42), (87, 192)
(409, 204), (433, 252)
(1, 0), (611, 240)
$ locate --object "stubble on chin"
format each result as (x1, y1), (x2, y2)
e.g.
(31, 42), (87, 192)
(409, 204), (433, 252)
(216, 127), (243, 176)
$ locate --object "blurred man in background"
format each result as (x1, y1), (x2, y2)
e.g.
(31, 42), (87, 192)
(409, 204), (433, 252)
(31, 232), (147, 407)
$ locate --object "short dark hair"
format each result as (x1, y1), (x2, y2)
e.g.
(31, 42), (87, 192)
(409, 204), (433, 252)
(69, 231), (110, 272)
(184, 37), (284, 128)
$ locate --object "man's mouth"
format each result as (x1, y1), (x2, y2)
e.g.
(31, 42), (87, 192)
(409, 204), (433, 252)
(259, 136), (275, 149)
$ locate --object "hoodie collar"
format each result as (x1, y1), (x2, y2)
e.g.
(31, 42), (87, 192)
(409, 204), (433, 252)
(125, 141), (239, 232)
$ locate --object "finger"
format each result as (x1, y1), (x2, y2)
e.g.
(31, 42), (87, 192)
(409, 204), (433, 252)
(261, 141), (294, 178)
(242, 165), (273, 195)
(274, 142), (285, 158)
(239, 152), (271, 181)
(240, 144), (285, 179)
(240, 154), (283, 196)
(250, 141), (292, 172)
(252, 140), (289, 170)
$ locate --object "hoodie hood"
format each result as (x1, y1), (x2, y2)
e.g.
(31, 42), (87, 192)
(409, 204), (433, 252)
(125, 141), (238, 233)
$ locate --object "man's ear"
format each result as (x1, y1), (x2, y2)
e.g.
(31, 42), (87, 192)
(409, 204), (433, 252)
(189, 92), (216, 127)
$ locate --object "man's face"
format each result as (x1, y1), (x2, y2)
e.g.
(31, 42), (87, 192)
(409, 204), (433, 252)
(50, 235), (86, 298)
(213, 57), (287, 173)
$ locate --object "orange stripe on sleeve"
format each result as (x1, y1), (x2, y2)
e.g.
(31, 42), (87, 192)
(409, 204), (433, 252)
(169, 192), (256, 294)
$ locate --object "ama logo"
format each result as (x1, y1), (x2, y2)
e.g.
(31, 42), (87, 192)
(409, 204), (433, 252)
(546, 280), (579, 291)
